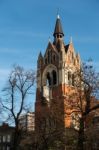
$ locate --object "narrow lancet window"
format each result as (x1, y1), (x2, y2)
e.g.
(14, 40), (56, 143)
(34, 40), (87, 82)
(52, 70), (57, 85)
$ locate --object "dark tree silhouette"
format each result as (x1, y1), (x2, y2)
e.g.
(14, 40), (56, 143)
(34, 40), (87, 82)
(0, 65), (36, 150)
(72, 61), (99, 150)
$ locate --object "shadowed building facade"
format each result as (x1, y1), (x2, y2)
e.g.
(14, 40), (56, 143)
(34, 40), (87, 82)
(0, 123), (14, 150)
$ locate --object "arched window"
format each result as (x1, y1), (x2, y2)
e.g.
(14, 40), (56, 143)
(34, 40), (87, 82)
(46, 72), (51, 86)
(48, 50), (52, 63)
(48, 51), (50, 63)
(68, 71), (71, 85)
(45, 58), (47, 65)
(52, 70), (57, 85)
(50, 51), (52, 63)
(60, 35), (62, 38)
(72, 74), (75, 86)
(57, 35), (59, 38)
(72, 52), (74, 60)
(53, 55), (56, 63)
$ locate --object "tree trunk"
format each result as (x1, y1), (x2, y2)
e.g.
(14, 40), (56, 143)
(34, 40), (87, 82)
(12, 123), (21, 150)
(78, 117), (85, 150)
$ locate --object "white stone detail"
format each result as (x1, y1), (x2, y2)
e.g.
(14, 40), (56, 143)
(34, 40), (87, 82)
(43, 86), (50, 101)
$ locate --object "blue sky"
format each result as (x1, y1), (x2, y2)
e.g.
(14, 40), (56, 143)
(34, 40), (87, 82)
(0, 0), (99, 99)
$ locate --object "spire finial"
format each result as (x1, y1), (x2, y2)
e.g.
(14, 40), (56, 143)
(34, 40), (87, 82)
(70, 36), (73, 43)
(57, 14), (60, 19)
(57, 8), (60, 19)
(48, 36), (51, 42)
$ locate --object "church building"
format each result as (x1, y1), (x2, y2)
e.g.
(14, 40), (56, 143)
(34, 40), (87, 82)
(35, 15), (81, 130)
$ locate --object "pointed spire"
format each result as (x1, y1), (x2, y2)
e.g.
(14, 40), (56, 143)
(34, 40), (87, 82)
(38, 51), (43, 60)
(76, 52), (80, 60)
(70, 36), (73, 44)
(53, 14), (64, 37)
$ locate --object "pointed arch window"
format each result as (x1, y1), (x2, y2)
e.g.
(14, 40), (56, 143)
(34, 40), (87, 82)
(68, 72), (75, 86)
(52, 70), (57, 85)
(45, 58), (47, 65)
(48, 51), (50, 63)
(53, 55), (56, 62)
(72, 52), (74, 60)
(72, 74), (75, 86)
(50, 50), (52, 63)
(48, 50), (52, 64)
(46, 72), (51, 86)
(68, 71), (72, 85)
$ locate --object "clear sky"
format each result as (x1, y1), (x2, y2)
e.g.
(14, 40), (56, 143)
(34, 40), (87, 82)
(0, 0), (99, 97)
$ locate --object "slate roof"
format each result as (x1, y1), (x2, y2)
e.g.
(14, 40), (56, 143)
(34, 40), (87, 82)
(53, 16), (64, 37)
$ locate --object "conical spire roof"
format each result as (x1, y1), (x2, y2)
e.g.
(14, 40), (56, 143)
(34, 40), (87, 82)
(38, 51), (43, 60)
(53, 15), (64, 37)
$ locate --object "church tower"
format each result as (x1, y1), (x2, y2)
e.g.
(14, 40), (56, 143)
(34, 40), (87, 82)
(35, 15), (81, 129)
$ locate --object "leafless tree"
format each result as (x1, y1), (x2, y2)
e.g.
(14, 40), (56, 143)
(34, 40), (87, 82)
(71, 60), (99, 150)
(0, 65), (36, 150)
(34, 95), (79, 150)
(34, 97), (67, 150)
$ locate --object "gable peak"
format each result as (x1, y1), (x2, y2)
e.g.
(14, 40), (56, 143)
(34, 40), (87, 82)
(38, 51), (43, 59)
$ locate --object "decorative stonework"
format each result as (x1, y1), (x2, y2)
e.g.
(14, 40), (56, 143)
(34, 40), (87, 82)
(35, 15), (81, 129)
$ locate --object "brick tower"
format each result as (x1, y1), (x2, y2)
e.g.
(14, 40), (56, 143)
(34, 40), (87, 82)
(35, 15), (81, 130)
